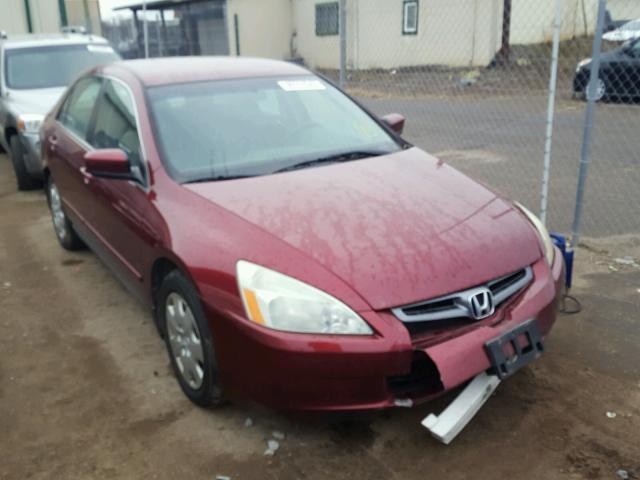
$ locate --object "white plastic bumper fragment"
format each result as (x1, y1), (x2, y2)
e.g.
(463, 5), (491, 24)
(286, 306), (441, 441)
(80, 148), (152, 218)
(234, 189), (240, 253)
(421, 372), (501, 445)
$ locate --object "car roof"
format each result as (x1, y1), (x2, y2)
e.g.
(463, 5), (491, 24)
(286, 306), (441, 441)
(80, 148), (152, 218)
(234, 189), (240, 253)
(1, 34), (109, 50)
(103, 56), (311, 87)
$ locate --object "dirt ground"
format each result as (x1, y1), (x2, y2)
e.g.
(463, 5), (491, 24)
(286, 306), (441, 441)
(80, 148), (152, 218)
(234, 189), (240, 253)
(0, 153), (639, 480)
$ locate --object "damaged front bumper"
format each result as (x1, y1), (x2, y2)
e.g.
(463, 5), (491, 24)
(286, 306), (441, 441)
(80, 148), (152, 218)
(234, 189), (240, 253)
(208, 252), (564, 412)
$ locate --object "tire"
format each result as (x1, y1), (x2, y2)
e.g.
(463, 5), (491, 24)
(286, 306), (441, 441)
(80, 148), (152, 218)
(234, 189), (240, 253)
(156, 270), (224, 408)
(586, 76), (608, 102)
(10, 136), (41, 191)
(46, 176), (85, 251)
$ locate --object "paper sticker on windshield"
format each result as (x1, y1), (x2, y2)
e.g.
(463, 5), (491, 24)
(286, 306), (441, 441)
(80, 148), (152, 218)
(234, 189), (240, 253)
(87, 45), (115, 54)
(278, 80), (326, 92)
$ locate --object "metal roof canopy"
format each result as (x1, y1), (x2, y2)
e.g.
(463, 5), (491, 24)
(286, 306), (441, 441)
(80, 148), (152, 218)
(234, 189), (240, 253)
(114, 0), (216, 12)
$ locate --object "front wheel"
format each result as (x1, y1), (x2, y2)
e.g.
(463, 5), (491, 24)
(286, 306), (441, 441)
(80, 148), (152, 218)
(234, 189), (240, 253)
(46, 176), (85, 251)
(586, 76), (608, 102)
(157, 270), (224, 407)
(10, 136), (41, 191)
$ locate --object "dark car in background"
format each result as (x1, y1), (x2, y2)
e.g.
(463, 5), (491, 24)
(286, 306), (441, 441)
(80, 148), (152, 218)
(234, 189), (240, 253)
(0, 33), (120, 190)
(574, 38), (640, 102)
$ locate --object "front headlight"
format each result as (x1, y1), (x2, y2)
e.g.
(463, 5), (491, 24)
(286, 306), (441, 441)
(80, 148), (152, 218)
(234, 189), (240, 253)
(236, 260), (373, 335)
(17, 114), (45, 134)
(514, 203), (555, 268)
(576, 58), (591, 72)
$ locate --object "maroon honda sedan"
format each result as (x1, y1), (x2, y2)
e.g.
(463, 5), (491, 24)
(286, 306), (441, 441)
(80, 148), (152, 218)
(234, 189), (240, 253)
(41, 57), (564, 411)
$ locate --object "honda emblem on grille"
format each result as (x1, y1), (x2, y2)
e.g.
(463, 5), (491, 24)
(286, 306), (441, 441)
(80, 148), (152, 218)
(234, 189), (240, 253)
(468, 289), (495, 320)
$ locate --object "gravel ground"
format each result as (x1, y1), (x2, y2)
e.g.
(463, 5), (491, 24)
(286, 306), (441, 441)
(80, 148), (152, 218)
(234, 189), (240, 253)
(1, 152), (639, 479)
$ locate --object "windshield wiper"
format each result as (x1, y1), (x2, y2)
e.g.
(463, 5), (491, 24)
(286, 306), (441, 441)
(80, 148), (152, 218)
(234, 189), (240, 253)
(183, 174), (254, 184)
(273, 150), (388, 174)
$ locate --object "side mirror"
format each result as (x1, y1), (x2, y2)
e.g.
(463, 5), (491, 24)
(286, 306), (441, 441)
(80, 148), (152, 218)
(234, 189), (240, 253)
(381, 113), (405, 135)
(84, 149), (133, 180)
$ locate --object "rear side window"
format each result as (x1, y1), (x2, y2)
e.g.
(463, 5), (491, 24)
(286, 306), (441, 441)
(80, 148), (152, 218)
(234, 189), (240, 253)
(91, 79), (143, 176)
(58, 77), (102, 141)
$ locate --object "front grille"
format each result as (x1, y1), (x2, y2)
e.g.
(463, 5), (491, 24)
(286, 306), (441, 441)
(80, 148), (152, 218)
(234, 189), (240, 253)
(391, 266), (533, 324)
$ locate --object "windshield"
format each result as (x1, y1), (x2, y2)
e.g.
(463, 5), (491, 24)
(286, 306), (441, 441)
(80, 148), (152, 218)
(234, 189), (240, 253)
(147, 76), (401, 182)
(5, 44), (120, 89)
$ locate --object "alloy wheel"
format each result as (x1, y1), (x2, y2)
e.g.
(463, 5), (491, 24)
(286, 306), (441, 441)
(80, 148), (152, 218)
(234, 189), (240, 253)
(587, 77), (606, 102)
(49, 182), (67, 240)
(165, 292), (205, 390)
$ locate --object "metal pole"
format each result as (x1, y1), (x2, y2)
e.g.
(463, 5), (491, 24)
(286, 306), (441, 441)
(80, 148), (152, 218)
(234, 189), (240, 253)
(143, 0), (149, 58)
(58, 0), (68, 28)
(539, 0), (562, 225)
(82, 0), (91, 33)
(234, 14), (241, 56)
(499, 0), (512, 62)
(156, 12), (162, 57)
(339, 0), (347, 88)
(23, 0), (33, 33)
(571, 0), (607, 246)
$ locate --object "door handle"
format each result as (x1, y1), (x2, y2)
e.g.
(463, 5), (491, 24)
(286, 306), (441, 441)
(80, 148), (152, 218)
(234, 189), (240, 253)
(80, 166), (93, 185)
(49, 135), (58, 152)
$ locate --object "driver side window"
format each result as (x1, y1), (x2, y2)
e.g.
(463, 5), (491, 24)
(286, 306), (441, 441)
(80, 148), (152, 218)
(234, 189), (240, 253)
(58, 76), (102, 141)
(90, 79), (144, 180)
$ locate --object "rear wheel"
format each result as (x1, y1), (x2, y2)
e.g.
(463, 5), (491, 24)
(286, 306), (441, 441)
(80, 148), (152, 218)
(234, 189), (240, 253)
(157, 270), (224, 407)
(10, 136), (41, 191)
(46, 176), (84, 251)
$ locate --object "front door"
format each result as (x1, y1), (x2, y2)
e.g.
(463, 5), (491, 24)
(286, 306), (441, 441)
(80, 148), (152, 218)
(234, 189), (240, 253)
(81, 78), (157, 300)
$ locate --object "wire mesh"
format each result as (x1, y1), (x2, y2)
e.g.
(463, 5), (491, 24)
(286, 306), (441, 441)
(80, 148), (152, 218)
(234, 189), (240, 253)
(331, 0), (640, 244)
(97, 0), (640, 247)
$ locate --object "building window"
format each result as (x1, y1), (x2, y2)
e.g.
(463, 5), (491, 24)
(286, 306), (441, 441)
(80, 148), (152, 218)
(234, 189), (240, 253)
(403, 0), (419, 35)
(316, 2), (339, 36)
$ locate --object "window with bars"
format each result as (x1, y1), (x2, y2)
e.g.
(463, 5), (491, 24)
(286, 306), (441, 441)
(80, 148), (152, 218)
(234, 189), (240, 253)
(316, 2), (339, 36)
(403, 0), (419, 35)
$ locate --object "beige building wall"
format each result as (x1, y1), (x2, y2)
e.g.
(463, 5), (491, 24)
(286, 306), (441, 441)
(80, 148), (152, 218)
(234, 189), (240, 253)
(510, 0), (597, 44)
(292, 0), (340, 69)
(510, 0), (640, 45)
(345, 0), (503, 69)
(0, 0), (102, 36)
(64, 0), (102, 35)
(29, 0), (63, 33)
(0, 0), (28, 35)
(226, 0), (640, 71)
(227, 0), (293, 59)
(607, 0), (640, 22)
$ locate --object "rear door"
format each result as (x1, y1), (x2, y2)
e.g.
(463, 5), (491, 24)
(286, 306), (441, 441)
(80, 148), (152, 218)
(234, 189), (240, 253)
(49, 76), (103, 226)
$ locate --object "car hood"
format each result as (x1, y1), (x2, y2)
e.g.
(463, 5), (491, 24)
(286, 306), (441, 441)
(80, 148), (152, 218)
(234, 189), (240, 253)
(603, 30), (640, 42)
(5, 87), (67, 116)
(185, 148), (541, 310)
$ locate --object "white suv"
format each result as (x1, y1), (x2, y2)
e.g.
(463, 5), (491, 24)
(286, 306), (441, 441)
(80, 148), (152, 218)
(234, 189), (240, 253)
(0, 33), (120, 190)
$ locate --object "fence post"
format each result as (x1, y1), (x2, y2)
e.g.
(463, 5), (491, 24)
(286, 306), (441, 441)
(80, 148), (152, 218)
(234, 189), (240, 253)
(143, 0), (149, 58)
(571, 0), (607, 246)
(339, 0), (347, 88)
(539, 0), (562, 225)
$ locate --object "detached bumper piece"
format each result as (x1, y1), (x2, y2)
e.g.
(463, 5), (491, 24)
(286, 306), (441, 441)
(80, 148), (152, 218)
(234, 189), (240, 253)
(422, 319), (545, 444)
(422, 372), (500, 445)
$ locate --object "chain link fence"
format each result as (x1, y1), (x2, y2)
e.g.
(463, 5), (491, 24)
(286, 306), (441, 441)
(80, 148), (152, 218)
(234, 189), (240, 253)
(99, 0), (640, 249)
(328, 0), (640, 246)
